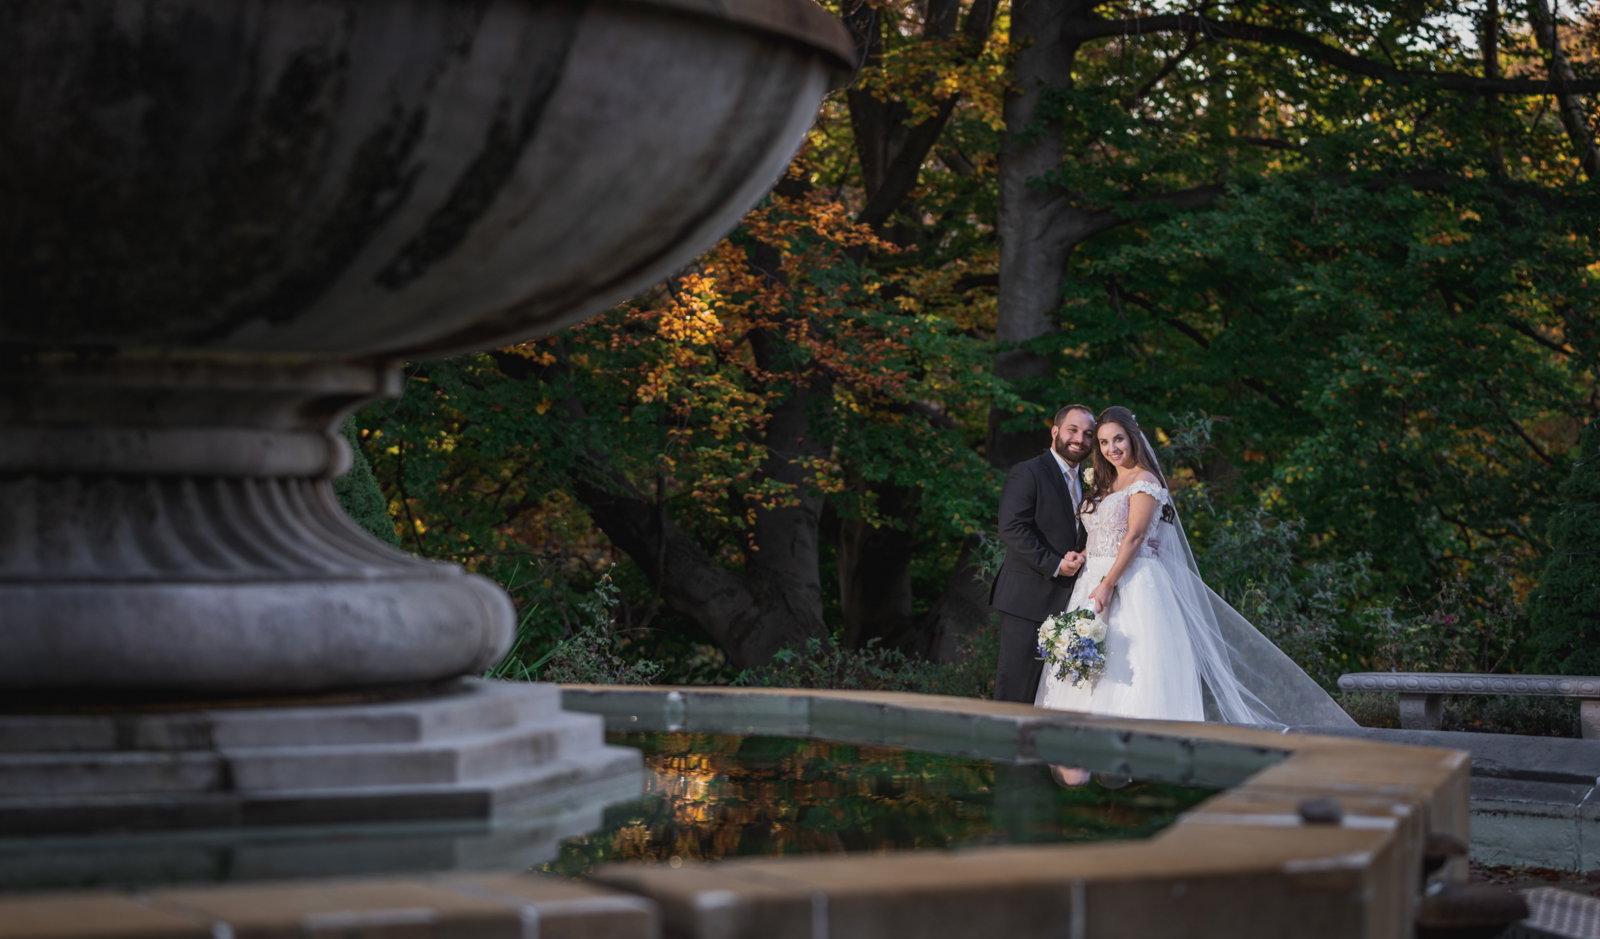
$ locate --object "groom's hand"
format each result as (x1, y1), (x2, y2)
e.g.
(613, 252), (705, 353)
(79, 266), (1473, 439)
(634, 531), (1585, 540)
(1057, 552), (1084, 577)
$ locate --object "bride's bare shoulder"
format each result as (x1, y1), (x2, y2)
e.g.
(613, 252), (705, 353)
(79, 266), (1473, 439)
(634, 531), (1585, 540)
(1126, 469), (1161, 488)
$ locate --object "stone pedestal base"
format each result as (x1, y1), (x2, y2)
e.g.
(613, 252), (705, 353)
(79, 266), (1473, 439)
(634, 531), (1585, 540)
(0, 354), (518, 694)
(0, 680), (641, 837)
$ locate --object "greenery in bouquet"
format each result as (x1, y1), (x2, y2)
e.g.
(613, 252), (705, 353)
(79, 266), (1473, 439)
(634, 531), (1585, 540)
(1037, 608), (1108, 688)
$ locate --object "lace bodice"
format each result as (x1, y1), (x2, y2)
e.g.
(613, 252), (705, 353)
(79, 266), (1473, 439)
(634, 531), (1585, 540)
(1083, 480), (1169, 559)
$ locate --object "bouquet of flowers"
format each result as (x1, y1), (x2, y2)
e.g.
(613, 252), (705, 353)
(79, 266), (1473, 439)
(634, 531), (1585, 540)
(1036, 607), (1108, 688)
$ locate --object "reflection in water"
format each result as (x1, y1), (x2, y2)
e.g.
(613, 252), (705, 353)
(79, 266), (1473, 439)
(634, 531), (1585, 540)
(0, 772), (642, 893)
(540, 733), (1214, 877)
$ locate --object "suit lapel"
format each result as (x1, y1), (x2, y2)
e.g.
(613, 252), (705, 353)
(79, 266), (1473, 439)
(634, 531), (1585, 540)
(1068, 460), (1094, 550)
(1040, 452), (1075, 513)
(1074, 464), (1088, 551)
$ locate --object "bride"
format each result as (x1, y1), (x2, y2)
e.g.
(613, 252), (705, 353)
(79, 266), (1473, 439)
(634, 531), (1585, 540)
(1035, 406), (1353, 729)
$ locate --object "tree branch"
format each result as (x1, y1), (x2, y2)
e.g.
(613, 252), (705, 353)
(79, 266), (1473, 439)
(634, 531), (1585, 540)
(1237, 135), (1299, 150)
(1505, 318), (1574, 356)
(1066, 14), (1600, 95)
(1130, 34), (1201, 104)
(1107, 278), (1292, 407)
(1071, 183), (1229, 241)
(856, 97), (960, 228)
(1507, 417), (1558, 466)
(852, 0), (1000, 230)
(1529, 0), (1599, 179)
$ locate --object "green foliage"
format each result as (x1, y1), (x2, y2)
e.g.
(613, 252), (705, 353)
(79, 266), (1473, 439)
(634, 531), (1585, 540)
(333, 421), (400, 546)
(348, 0), (1600, 735)
(1200, 511), (1365, 690)
(736, 625), (999, 699)
(1364, 570), (1529, 676)
(1029, 0), (1596, 609)
(1338, 694), (1580, 738)
(487, 570), (662, 685)
(1531, 422), (1600, 675)
(353, 355), (604, 668)
(1061, 172), (1594, 595)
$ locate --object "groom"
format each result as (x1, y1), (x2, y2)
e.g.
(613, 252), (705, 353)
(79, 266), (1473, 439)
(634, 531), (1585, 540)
(990, 404), (1094, 703)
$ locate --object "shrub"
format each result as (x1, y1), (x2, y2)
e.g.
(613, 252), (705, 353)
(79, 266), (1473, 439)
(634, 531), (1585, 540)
(735, 623), (999, 699)
(1199, 508), (1369, 690)
(334, 421), (401, 546)
(1335, 692), (1579, 738)
(1341, 564), (1570, 735)
(488, 571), (663, 685)
(1530, 420), (1600, 675)
(1363, 571), (1526, 676)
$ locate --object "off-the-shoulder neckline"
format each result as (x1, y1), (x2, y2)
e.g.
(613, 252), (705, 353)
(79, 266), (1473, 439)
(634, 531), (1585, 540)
(1108, 479), (1167, 496)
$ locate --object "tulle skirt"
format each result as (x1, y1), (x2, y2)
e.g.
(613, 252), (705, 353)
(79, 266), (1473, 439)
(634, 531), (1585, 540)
(1034, 555), (1205, 722)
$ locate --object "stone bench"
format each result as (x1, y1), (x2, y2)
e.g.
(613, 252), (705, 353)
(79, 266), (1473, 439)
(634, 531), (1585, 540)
(1338, 672), (1600, 738)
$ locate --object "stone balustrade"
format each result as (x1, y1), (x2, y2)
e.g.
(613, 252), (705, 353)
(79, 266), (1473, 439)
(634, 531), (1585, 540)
(1338, 672), (1600, 737)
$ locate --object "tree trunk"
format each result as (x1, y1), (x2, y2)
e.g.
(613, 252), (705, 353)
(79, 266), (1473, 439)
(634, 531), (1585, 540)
(989, 0), (1094, 470)
(744, 328), (832, 659)
(834, 0), (1000, 650)
(834, 482), (919, 649)
(1529, 0), (1598, 181)
(1480, 0), (1508, 175)
(917, 536), (994, 661)
(568, 460), (779, 667)
(536, 329), (829, 668)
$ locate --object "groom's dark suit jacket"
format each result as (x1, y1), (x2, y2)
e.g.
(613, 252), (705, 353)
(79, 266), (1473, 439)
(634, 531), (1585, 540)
(990, 451), (1088, 622)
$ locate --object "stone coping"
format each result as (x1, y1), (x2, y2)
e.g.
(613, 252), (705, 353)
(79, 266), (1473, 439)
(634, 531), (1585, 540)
(564, 685), (1470, 939)
(0, 874), (657, 939)
(0, 686), (1470, 939)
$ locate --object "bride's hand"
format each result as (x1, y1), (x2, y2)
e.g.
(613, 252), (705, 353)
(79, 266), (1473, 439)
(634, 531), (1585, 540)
(1087, 581), (1114, 614)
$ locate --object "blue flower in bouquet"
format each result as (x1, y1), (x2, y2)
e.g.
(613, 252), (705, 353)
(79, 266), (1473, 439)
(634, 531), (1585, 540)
(1036, 607), (1108, 688)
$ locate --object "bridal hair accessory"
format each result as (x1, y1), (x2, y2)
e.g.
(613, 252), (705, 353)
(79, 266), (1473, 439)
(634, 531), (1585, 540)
(1036, 608), (1107, 688)
(1082, 466), (1096, 487)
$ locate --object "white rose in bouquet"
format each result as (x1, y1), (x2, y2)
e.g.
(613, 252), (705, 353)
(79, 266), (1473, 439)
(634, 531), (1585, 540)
(1075, 615), (1097, 639)
(1090, 619), (1108, 643)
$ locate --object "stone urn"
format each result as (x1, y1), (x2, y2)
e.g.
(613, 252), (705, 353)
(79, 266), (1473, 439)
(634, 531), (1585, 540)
(0, 0), (852, 695)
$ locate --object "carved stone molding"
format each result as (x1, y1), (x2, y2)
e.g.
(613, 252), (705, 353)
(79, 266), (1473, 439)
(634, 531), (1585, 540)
(0, 353), (512, 693)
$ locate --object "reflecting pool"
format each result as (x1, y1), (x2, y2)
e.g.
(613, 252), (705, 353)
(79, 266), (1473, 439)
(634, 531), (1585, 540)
(0, 731), (1215, 892)
(539, 732), (1217, 877)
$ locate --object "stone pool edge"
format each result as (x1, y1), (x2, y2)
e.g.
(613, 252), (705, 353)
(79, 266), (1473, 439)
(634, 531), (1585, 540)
(0, 685), (1469, 939)
(567, 684), (1469, 939)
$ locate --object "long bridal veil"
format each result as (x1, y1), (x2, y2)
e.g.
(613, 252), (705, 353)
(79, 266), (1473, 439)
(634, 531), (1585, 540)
(1149, 460), (1356, 728)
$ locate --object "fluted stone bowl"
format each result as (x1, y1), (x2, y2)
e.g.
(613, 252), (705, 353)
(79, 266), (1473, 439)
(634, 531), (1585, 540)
(0, 0), (851, 356)
(0, 0), (852, 694)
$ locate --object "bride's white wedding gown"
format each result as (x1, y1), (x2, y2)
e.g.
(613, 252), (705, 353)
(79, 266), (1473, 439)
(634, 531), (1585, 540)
(1036, 481), (1204, 720)
(1034, 481), (1355, 728)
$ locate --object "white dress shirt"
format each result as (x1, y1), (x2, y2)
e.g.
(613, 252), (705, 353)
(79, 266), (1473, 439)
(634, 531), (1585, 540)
(1049, 447), (1082, 513)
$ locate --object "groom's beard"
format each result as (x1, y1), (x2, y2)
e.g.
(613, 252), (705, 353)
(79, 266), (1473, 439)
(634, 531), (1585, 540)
(1054, 438), (1089, 466)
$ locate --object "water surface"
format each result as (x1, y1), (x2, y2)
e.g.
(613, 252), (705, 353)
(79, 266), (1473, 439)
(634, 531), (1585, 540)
(539, 732), (1216, 877)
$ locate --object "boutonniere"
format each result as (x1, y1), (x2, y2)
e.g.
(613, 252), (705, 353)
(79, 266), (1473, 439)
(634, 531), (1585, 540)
(1082, 465), (1096, 488)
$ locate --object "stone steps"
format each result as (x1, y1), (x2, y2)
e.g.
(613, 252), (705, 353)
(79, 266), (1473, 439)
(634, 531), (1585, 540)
(0, 679), (641, 835)
(0, 751), (221, 798)
(0, 681), (564, 753)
